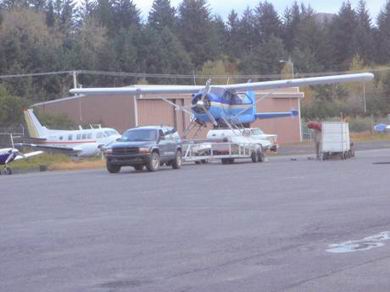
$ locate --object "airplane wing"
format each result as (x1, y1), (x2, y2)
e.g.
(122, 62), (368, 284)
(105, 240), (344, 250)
(16, 143), (82, 155)
(14, 151), (43, 161)
(220, 73), (374, 91)
(69, 73), (374, 95)
(70, 85), (204, 95)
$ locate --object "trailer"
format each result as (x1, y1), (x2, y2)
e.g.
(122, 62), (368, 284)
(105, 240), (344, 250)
(182, 140), (265, 164)
(321, 121), (354, 160)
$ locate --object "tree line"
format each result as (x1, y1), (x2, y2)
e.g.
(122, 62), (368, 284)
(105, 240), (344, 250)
(1, 0), (390, 127)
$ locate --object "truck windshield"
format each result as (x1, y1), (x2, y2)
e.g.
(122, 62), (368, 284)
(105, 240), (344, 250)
(120, 129), (157, 142)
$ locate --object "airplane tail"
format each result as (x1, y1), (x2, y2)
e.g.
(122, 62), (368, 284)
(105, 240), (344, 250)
(24, 109), (47, 138)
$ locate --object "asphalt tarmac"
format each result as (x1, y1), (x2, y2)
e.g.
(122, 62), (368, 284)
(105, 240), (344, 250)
(2, 149), (390, 292)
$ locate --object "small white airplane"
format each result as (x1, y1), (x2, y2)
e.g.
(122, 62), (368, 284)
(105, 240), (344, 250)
(0, 134), (43, 175)
(21, 109), (121, 157)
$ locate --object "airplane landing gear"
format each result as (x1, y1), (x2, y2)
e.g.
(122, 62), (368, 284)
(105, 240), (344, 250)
(1, 166), (12, 175)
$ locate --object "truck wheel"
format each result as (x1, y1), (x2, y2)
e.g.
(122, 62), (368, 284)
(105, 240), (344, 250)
(251, 151), (258, 163)
(134, 165), (144, 171)
(106, 161), (121, 173)
(172, 150), (182, 169)
(146, 152), (160, 172)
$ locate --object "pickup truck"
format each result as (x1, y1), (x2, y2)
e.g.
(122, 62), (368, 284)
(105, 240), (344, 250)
(104, 126), (182, 173)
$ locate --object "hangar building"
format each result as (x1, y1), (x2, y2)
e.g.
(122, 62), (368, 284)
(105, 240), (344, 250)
(33, 88), (304, 144)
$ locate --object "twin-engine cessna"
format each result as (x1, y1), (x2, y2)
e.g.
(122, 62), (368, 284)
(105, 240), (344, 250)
(20, 109), (121, 157)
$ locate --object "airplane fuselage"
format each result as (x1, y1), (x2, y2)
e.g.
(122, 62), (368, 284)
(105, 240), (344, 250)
(0, 149), (15, 165)
(36, 128), (121, 157)
(191, 88), (297, 127)
(192, 89), (256, 125)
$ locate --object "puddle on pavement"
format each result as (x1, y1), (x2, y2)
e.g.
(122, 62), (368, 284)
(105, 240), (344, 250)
(326, 231), (390, 253)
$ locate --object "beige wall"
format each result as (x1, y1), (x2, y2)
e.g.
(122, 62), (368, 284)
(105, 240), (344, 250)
(36, 94), (136, 132)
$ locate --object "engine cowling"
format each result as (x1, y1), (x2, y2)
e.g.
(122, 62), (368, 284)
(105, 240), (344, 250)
(78, 143), (99, 157)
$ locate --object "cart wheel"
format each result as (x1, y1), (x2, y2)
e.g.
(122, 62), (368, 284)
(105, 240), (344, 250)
(251, 151), (258, 163)
(257, 149), (265, 163)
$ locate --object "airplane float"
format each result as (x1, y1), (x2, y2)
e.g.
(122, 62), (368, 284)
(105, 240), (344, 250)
(21, 109), (121, 157)
(70, 73), (374, 134)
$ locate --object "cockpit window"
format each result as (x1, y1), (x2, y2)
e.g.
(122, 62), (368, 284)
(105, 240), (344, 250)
(105, 130), (120, 137)
(251, 128), (264, 135)
(120, 129), (158, 142)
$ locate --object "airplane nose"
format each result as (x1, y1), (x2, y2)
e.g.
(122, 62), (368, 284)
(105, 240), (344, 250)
(192, 94), (210, 112)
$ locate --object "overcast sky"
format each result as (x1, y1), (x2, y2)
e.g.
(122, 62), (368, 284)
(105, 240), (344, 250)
(133, 0), (386, 21)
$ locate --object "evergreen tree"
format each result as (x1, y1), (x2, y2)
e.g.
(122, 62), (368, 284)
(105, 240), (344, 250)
(210, 15), (227, 57)
(328, 1), (358, 69)
(254, 1), (282, 43)
(177, 0), (217, 68)
(240, 35), (286, 75)
(283, 1), (301, 52)
(112, 0), (140, 31)
(30, 0), (47, 11)
(46, 0), (55, 27)
(0, 85), (26, 126)
(376, 1), (390, 64)
(355, 0), (375, 64)
(93, 0), (115, 34)
(293, 5), (328, 72)
(140, 26), (192, 83)
(148, 0), (176, 31)
(237, 7), (257, 56)
(226, 9), (240, 58)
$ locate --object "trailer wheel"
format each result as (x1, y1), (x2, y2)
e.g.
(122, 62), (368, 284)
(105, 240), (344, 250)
(251, 151), (258, 163)
(257, 147), (265, 163)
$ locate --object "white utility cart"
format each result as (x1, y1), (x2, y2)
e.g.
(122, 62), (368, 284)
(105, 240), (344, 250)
(321, 121), (354, 160)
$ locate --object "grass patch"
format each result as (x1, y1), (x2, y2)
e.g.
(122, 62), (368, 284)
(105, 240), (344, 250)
(11, 153), (105, 171)
(350, 132), (390, 142)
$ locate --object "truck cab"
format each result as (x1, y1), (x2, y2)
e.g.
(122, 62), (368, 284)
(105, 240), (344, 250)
(104, 126), (182, 173)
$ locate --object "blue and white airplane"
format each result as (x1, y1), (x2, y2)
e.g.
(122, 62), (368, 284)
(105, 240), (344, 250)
(0, 145), (42, 175)
(70, 73), (374, 128)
